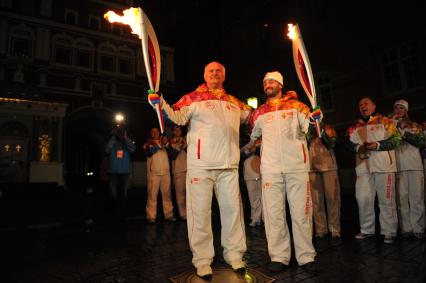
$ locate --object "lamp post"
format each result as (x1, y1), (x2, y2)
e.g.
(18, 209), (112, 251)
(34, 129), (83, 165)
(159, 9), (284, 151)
(115, 113), (125, 127)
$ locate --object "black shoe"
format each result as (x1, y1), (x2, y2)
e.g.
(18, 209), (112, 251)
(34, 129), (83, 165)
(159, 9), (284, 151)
(165, 217), (177, 222)
(268, 261), (287, 272)
(401, 232), (413, 239)
(301, 261), (320, 273)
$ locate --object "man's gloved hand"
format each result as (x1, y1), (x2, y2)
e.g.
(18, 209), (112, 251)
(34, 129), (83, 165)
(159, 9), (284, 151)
(241, 140), (256, 154)
(310, 106), (323, 123)
(357, 144), (371, 159)
(148, 90), (161, 109)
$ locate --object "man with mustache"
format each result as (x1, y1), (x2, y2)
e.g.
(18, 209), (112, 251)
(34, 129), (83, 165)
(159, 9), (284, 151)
(148, 62), (251, 279)
(245, 71), (318, 272)
(346, 97), (401, 244)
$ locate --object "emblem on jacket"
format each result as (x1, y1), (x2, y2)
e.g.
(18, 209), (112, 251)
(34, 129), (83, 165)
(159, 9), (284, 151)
(205, 101), (215, 110)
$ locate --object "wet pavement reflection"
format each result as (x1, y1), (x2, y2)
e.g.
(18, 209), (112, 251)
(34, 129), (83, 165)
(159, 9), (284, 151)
(1, 195), (425, 283)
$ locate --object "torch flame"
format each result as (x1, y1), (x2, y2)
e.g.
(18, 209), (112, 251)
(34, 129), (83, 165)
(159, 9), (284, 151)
(104, 8), (142, 39)
(287, 23), (297, 40)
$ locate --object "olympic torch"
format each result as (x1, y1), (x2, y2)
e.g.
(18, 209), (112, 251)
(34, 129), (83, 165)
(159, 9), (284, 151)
(104, 7), (164, 133)
(287, 23), (322, 137)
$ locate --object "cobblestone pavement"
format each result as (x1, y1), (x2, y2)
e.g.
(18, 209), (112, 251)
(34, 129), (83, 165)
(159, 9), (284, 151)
(1, 195), (425, 283)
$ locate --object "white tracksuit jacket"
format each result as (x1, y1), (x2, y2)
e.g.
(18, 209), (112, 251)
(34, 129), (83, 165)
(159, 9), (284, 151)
(160, 83), (251, 268)
(250, 92), (310, 174)
(394, 120), (425, 234)
(143, 141), (174, 221)
(161, 84), (251, 170)
(250, 91), (316, 265)
(347, 114), (400, 236)
(170, 136), (187, 219)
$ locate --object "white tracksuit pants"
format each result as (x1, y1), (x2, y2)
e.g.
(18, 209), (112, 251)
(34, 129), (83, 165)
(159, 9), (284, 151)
(245, 178), (262, 223)
(173, 172), (187, 219)
(396, 170), (425, 233)
(186, 168), (246, 268)
(146, 174), (174, 221)
(355, 173), (398, 236)
(262, 172), (316, 265)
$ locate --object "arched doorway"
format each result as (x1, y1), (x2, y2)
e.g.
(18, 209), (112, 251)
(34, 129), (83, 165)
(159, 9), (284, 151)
(65, 106), (113, 185)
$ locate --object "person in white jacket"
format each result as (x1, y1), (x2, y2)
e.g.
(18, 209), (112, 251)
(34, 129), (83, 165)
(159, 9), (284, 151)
(346, 97), (401, 244)
(168, 126), (187, 220)
(423, 122), (426, 227)
(148, 62), (251, 279)
(143, 127), (175, 223)
(392, 99), (425, 239)
(244, 71), (318, 273)
(307, 123), (341, 239)
(242, 138), (262, 227)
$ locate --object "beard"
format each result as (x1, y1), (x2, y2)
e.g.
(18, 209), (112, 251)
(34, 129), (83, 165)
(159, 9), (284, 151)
(265, 87), (279, 98)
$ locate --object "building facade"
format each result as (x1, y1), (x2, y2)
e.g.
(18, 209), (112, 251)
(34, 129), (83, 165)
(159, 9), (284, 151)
(0, 0), (176, 186)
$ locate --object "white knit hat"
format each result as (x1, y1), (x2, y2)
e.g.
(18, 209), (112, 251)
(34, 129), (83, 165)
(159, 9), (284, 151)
(263, 71), (283, 85)
(394, 99), (409, 111)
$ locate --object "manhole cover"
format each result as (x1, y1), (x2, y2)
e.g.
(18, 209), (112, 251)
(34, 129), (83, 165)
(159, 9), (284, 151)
(170, 267), (274, 283)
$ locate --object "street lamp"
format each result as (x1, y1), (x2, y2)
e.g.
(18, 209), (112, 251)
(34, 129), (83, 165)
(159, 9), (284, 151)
(247, 97), (258, 109)
(115, 113), (125, 125)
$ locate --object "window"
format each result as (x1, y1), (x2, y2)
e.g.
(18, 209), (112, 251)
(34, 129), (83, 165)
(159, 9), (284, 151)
(65, 9), (78, 25)
(75, 39), (94, 70)
(55, 46), (72, 65)
(8, 25), (34, 59)
(315, 72), (334, 112)
(98, 44), (116, 73)
(101, 55), (114, 71)
(91, 82), (105, 99)
(88, 15), (100, 30)
(53, 36), (73, 66)
(382, 41), (424, 95)
(117, 47), (134, 75)
(75, 49), (91, 68)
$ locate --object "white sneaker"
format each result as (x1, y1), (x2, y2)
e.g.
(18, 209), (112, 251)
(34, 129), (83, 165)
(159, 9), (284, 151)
(384, 235), (395, 244)
(230, 260), (246, 272)
(196, 265), (212, 278)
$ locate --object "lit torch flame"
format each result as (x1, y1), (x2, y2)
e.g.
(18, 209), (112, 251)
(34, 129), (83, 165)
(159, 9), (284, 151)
(287, 23), (297, 40)
(104, 8), (142, 38)
(104, 7), (164, 133)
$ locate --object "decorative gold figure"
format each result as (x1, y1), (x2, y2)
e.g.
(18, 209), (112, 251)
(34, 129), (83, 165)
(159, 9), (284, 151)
(39, 134), (52, 162)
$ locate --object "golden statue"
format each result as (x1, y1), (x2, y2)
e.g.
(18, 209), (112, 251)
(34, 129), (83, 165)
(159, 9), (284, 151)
(39, 134), (52, 162)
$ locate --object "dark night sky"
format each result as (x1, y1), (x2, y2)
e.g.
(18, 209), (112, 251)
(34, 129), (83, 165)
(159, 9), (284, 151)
(133, 0), (424, 102)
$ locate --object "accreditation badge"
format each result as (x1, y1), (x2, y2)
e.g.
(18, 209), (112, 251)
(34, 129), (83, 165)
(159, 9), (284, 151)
(116, 150), (124, 159)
